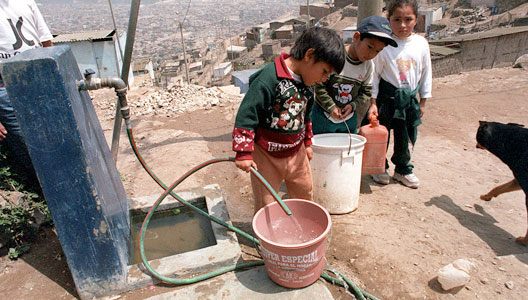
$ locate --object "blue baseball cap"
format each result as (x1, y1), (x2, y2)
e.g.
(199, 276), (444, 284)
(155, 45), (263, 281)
(357, 15), (398, 47)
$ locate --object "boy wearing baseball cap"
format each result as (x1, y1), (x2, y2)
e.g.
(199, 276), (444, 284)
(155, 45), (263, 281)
(312, 15), (397, 134)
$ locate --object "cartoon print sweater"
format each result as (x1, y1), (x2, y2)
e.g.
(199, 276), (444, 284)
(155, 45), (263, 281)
(232, 53), (314, 160)
(314, 52), (373, 114)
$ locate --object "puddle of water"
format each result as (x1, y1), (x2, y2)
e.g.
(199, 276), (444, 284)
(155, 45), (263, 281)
(128, 200), (217, 265)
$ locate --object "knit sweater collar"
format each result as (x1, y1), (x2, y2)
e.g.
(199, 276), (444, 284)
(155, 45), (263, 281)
(275, 53), (295, 80)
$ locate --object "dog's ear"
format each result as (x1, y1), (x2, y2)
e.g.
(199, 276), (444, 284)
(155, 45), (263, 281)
(506, 123), (524, 128)
(478, 120), (487, 127)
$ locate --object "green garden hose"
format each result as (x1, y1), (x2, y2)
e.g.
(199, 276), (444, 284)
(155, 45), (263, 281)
(127, 128), (378, 299)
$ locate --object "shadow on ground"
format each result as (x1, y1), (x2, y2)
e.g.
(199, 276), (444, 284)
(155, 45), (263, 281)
(425, 195), (528, 264)
(19, 227), (78, 298)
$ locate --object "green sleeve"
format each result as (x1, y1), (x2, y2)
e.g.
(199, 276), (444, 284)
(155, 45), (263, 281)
(353, 84), (372, 111)
(305, 95), (314, 124)
(314, 80), (336, 114)
(234, 78), (273, 130)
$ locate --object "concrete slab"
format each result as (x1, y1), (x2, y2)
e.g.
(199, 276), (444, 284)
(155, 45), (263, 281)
(127, 184), (242, 290)
(145, 266), (335, 300)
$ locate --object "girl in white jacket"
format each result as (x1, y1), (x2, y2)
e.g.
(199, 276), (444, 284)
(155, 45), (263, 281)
(368, 0), (432, 189)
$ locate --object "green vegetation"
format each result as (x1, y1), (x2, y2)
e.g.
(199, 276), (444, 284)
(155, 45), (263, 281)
(0, 144), (52, 259)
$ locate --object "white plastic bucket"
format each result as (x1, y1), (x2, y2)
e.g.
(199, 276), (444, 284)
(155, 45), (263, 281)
(310, 133), (366, 214)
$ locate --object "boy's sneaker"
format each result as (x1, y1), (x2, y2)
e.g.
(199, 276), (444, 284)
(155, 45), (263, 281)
(393, 172), (420, 189)
(371, 170), (390, 185)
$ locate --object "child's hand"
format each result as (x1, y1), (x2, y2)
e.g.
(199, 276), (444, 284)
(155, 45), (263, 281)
(341, 104), (353, 118)
(419, 98), (427, 118)
(305, 146), (313, 160)
(0, 122), (6, 142)
(235, 159), (257, 173)
(368, 103), (378, 119)
(330, 107), (342, 119)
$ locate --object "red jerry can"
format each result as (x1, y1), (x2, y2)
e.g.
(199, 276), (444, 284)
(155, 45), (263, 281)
(359, 116), (388, 175)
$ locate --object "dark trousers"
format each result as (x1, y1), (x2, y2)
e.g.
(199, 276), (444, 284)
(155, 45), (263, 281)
(0, 83), (37, 179)
(376, 95), (414, 175)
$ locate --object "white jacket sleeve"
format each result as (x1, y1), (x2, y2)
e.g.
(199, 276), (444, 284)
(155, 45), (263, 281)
(419, 40), (432, 99)
(371, 54), (383, 100)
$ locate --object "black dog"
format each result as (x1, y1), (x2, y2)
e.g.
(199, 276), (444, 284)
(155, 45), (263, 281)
(476, 121), (528, 246)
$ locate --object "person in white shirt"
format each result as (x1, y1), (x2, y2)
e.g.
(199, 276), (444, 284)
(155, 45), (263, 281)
(0, 0), (53, 177)
(367, 0), (432, 189)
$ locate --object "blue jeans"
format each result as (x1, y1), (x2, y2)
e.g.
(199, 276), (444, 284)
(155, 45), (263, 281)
(0, 82), (35, 174)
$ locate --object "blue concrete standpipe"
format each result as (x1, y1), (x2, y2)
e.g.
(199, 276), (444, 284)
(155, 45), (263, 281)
(1, 45), (130, 299)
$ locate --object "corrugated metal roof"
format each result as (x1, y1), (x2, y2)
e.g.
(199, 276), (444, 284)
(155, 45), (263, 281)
(228, 45), (247, 53)
(53, 29), (115, 43)
(270, 13), (297, 23)
(305, 2), (331, 8)
(189, 61), (203, 68)
(276, 25), (294, 32)
(430, 44), (460, 56)
(430, 26), (528, 43)
(133, 58), (152, 72)
(232, 69), (260, 84)
(216, 62), (232, 69)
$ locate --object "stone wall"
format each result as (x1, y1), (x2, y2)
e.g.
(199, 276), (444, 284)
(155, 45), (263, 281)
(431, 30), (528, 77)
(432, 52), (463, 78)
(461, 32), (527, 70)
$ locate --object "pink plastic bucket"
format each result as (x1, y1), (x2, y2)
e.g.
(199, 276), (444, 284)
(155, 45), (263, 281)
(252, 199), (331, 288)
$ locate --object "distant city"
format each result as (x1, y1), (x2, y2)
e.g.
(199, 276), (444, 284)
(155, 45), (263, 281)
(37, 0), (302, 61)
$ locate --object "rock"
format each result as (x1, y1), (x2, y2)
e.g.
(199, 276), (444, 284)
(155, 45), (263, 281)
(3, 191), (26, 207)
(505, 281), (514, 289)
(480, 277), (489, 284)
(513, 54), (528, 69)
(30, 209), (48, 226)
(452, 258), (475, 273)
(92, 82), (242, 121)
(437, 261), (472, 290)
(0, 193), (8, 207)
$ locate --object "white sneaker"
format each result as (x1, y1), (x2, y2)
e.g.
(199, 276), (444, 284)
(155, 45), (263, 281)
(393, 172), (420, 189)
(371, 170), (390, 185)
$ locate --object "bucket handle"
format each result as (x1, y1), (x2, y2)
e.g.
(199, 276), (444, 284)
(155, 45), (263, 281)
(343, 119), (353, 155)
(341, 149), (355, 166)
(341, 120), (355, 166)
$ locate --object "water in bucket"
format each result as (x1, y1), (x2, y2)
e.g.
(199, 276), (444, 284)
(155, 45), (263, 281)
(252, 199), (331, 288)
(270, 215), (320, 244)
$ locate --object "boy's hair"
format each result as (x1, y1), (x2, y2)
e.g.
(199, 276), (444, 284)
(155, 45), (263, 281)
(290, 26), (345, 74)
(387, 0), (419, 18)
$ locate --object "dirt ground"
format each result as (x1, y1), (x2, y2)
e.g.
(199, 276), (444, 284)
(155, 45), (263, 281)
(1, 66), (528, 299)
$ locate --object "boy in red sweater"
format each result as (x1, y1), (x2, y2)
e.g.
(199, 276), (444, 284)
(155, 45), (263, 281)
(232, 27), (345, 213)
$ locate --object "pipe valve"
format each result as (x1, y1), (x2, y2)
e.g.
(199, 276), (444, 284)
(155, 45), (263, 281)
(77, 70), (131, 128)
